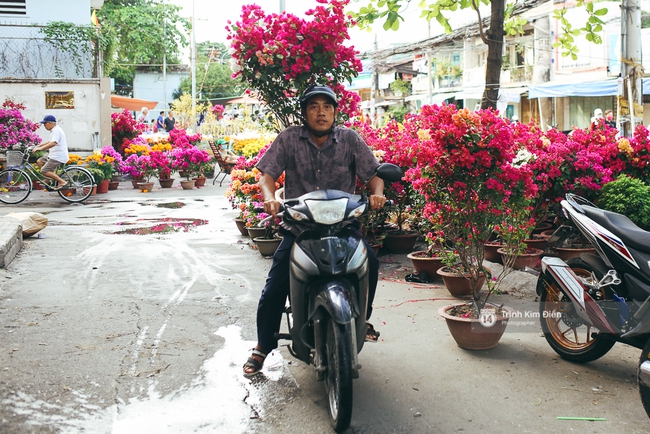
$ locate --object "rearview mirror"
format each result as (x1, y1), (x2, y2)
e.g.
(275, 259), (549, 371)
(376, 163), (403, 183)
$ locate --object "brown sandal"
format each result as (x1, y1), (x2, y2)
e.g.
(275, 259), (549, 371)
(243, 349), (267, 377)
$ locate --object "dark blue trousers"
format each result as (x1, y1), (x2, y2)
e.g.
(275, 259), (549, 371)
(256, 230), (379, 353)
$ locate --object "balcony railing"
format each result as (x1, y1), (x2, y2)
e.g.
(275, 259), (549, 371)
(502, 65), (533, 84)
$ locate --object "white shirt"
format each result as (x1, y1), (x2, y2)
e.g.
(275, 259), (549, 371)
(48, 125), (69, 163)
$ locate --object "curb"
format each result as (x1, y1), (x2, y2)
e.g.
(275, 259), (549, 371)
(0, 217), (23, 268)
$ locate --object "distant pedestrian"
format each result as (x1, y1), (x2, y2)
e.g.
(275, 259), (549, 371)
(590, 108), (604, 130)
(156, 111), (165, 132)
(137, 107), (149, 124)
(164, 111), (176, 133)
(604, 109), (616, 128)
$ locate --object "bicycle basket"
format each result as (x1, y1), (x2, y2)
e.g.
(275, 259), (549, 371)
(6, 151), (24, 167)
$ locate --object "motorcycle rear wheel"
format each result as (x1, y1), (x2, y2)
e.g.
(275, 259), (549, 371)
(325, 318), (353, 432)
(538, 257), (615, 363)
(639, 337), (650, 418)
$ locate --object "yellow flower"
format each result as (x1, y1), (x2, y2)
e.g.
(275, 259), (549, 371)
(617, 138), (633, 156)
(417, 129), (431, 141)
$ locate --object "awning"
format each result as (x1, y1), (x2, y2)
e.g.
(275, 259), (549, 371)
(405, 92), (457, 104)
(225, 94), (262, 105)
(374, 100), (398, 107)
(110, 95), (158, 111)
(453, 88), (485, 100)
(528, 78), (650, 99)
(498, 86), (528, 103)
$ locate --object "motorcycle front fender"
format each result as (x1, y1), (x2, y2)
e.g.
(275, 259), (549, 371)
(309, 280), (359, 325)
(309, 280), (365, 366)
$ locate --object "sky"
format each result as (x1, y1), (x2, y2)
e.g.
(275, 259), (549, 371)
(169, 0), (473, 54)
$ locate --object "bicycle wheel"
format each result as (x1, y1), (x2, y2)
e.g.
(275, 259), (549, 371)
(58, 167), (94, 203)
(0, 169), (32, 204)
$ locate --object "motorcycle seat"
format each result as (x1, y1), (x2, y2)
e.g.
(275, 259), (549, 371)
(582, 205), (650, 254)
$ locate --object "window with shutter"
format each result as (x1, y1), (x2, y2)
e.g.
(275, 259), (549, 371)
(0, 0), (27, 15)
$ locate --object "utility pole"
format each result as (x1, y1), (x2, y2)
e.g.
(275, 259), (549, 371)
(162, 0), (167, 116)
(620, 0), (643, 137)
(280, 0), (285, 13)
(191, 0), (196, 133)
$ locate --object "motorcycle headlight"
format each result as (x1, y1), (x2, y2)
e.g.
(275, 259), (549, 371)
(347, 204), (367, 219)
(305, 198), (348, 224)
(288, 209), (308, 221)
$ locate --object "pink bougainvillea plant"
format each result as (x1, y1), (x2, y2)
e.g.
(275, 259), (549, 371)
(227, 0), (362, 129)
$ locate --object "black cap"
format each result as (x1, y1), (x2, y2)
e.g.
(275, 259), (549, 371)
(299, 85), (338, 108)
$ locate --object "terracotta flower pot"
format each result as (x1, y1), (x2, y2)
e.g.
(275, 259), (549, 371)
(96, 179), (109, 194)
(553, 246), (597, 261)
(407, 251), (446, 278)
(247, 227), (267, 240)
(137, 182), (154, 193)
(234, 218), (248, 236)
(484, 242), (504, 263)
(193, 177), (207, 188)
(436, 266), (486, 297)
(497, 247), (544, 270)
(523, 235), (550, 251)
(438, 303), (514, 350)
(180, 179), (195, 190)
(159, 178), (174, 188)
(383, 232), (418, 254)
(108, 181), (119, 191)
(254, 237), (282, 257)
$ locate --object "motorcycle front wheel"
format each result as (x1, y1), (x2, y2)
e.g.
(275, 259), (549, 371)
(538, 257), (615, 363)
(325, 318), (353, 432)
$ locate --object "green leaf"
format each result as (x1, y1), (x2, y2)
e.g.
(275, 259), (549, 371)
(594, 8), (608, 16)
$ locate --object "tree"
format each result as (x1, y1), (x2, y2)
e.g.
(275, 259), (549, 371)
(351, 0), (607, 110)
(174, 41), (244, 101)
(97, 0), (190, 95)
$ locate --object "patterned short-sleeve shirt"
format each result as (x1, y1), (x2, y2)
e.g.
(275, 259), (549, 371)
(256, 125), (379, 200)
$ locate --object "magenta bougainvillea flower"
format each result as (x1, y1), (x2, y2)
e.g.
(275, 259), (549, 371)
(227, 0), (362, 128)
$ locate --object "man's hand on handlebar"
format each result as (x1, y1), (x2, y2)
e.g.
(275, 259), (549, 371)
(369, 195), (387, 211)
(264, 199), (282, 218)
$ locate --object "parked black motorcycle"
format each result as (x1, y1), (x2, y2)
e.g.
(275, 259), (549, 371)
(268, 163), (402, 432)
(536, 193), (650, 417)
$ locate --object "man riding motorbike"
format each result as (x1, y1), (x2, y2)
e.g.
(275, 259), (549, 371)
(243, 84), (387, 377)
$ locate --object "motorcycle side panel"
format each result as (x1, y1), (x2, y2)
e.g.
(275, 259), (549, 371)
(541, 257), (617, 334)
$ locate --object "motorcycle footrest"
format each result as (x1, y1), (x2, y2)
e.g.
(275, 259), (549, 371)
(275, 333), (292, 341)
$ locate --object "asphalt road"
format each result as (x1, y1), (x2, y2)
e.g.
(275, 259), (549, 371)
(0, 181), (649, 433)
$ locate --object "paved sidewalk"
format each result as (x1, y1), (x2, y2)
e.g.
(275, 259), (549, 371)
(0, 217), (22, 268)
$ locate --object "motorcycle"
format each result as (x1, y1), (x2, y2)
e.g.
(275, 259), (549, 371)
(536, 193), (650, 417)
(268, 163), (402, 432)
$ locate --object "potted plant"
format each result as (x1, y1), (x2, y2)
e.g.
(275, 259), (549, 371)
(100, 146), (124, 183)
(86, 167), (103, 196)
(405, 105), (538, 349)
(149, 150), (175, 188)
(354, 119), (422, 254)
(252, 214), (282, 257)
(120, 154), (158, 191)
(170, 145), (212, 189)
(0, 98), (42, 152)
(85, 152), (114, 194)
(111, 109), (145, 155)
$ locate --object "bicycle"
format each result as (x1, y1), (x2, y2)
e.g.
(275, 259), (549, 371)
(0, 147), (95, 204)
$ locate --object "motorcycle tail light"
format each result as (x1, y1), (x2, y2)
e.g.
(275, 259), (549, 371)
(305, 198), (347, 224)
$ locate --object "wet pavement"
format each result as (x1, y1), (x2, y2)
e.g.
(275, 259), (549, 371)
(0, 180), (649, 433)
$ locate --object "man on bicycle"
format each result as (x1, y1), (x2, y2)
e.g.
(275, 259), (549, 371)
(34, 115), (69, 190)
